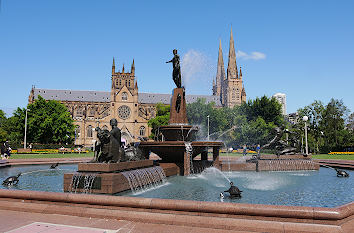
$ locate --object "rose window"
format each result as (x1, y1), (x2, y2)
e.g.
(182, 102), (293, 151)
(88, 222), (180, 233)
(118, 105), (131, 120)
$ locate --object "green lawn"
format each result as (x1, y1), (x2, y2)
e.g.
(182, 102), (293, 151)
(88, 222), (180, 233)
(7, 152), (354, 160)
(311, 154), (354, 160)
(220, 152), (354, 160)
(9, 152), (94, 159)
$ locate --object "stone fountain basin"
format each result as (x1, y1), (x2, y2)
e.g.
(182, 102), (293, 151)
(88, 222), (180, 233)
(159, 125), (198, 141)
(139, 141), (223, 163)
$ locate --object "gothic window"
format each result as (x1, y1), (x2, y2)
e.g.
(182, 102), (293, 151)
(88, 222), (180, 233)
(89, 107), (95, 116)
(129, 80), (131, 87)
(119, 80), (122, 86)
(139, 126), (146, 136)
(122, 92), (128, 101)
(76, 107), (83, 116)
(115, 79), (119, 87)
(87, 125), (93, 138)
(125, 80), (128, 86)
(117, 105), (131, 120)
(236, 88), (240, 100)
(232, 88), (236, 100)
(75, 125), (80, 138)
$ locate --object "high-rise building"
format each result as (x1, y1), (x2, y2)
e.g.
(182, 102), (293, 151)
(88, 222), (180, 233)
(272, 93), (287, 115)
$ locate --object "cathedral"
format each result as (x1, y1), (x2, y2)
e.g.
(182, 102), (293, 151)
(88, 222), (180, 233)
(28, 28), (245, 147)
(212, 27), (246, 108)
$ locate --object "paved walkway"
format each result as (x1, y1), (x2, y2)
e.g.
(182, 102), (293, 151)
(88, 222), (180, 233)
(0, 209), (242, 233)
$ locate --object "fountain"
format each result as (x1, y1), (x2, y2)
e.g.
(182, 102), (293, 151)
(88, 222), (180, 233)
(139, 49), (223, 175)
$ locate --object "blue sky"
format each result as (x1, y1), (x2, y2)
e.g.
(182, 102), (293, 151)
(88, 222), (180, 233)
(0, 0), (353, 116)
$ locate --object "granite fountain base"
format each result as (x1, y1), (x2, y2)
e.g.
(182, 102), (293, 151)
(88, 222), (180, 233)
(63, 160), (177, 194)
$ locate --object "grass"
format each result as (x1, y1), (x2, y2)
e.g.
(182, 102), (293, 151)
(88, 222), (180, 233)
(311, 154), (354, 160)
(220, 152), (354, 160)
(8, 152), (94, 159)
(6, 152), (354, 160)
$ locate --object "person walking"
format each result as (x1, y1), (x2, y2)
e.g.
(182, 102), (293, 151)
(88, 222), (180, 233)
(243, 145), (247, 156)
(256, 144), (261, 159)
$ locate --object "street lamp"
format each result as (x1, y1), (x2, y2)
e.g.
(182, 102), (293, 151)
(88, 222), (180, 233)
(24, 108), (30, 149)
(285, 128), (289, 144)
(303, 116), (309, 155)
(207, 115), (210, 141)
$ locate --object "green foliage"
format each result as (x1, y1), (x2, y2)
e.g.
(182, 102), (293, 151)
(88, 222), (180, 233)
(0, 109), (7, 142)
(321, 99), (351, 152)
(240, 95), (284, 125)
(186, 96), (283, 149)
(148, 103), (170, 138)
(295, 99), (353, 153)
(4, 96), (75, 145)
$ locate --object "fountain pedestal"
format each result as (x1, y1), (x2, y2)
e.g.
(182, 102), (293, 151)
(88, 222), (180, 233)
(63, 160), (175, 194)
(140, 87), (223, 175)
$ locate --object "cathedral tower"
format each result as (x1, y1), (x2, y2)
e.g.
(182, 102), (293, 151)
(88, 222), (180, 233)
(213, 39), (226, 102)
(217, 27), (246, 108)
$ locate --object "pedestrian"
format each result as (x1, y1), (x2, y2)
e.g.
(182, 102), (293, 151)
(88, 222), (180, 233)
(4, 141), (11, 159)
(243, 145), (247, 156)
(256, 144), (261, 159)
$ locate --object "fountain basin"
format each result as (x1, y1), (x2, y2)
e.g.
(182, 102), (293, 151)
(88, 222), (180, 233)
(159, 125), (198, 141)
(139, 141), (223, 163)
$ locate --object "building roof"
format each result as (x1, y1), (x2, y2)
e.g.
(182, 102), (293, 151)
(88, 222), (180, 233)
(33, 88), (222, 106)
(34, 89), (111, 102)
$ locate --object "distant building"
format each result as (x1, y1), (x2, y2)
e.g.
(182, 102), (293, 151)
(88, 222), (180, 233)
(272, 93), (286, 115)
(212, 27), (246, 108)
(286, 112), (299, 125)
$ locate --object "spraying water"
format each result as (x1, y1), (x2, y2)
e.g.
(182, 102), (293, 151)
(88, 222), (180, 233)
(184, 142), (194, 175)
(122, 166), (167, 193)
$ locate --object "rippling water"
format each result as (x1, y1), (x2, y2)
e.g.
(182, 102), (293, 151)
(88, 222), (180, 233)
(0, 164), (77, 193)
(0, 164), (352, 207)
(118, 167), (354, 207)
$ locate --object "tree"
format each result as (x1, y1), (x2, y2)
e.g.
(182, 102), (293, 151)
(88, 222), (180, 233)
(321, 99), (350, 152)
(0, 109), (7, 142)
(239, 95), (283, 126)
(297, 100), (325, 153)
(148, 103), (170, 139)
(5, 96), (75, 145)
(347, 112), (354, 131)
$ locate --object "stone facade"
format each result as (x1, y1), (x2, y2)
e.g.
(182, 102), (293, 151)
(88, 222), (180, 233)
(213, 27), (246, 108)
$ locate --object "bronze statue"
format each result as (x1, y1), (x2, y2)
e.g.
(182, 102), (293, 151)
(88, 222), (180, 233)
(166, 49), (182, 88)
(224, 182), (242, 198)
(93, 118), (146, 163)
(262, 127), (297, 156)
(93, 118), (124, 163)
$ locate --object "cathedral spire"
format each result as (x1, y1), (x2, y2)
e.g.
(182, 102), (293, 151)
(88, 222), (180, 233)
(131, 59), (135, 75)
(122, 63), (125, 73)
(112, 57), (115, 74)
(239, 66), (242, 78)
(227, 26), (238, 79)
(215, 39), (226, 98)
(217, 39), (226, 81)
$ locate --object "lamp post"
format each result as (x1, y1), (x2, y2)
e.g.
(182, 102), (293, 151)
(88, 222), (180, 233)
(285, 128), (289, 144)
(207, 115), (210, 141)
(303, 116), (309, 155)
(24, 108), (30, 149)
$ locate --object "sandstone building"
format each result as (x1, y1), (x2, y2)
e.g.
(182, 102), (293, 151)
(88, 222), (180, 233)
(28, 28), (245, 147)
(213, 27), (246, 108)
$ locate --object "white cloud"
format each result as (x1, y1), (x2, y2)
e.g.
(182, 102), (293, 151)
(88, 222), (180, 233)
(180, 50), (215, 90)
(236, 50), (266, 60)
